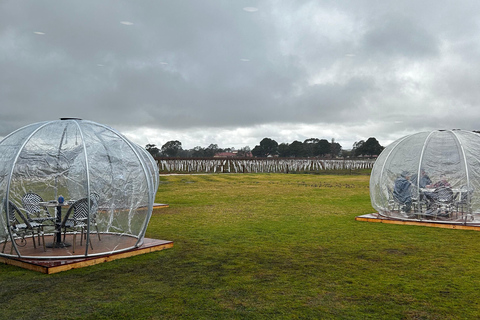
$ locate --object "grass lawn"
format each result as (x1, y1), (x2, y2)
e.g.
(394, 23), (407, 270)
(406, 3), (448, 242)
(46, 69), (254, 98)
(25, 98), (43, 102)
(2, 173), (480, 319)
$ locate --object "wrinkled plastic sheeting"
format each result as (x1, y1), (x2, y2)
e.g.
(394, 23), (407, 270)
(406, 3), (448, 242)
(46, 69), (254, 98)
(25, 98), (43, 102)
(0, 119), (159, 258)
(370, 130), (480, 223)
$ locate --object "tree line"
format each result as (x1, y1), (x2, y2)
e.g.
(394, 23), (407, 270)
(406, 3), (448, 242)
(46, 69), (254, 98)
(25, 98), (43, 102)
(146, 137), (384, 158)
(146, 142), (251, 158)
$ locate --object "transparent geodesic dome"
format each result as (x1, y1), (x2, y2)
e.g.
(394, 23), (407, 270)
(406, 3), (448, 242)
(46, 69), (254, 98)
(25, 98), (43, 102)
(370, 130), (480, 224)
(0, 119), (159, 259)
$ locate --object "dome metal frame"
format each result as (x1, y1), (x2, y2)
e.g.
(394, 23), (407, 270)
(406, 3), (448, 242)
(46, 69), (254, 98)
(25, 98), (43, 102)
(0, 119), (159, 259)
(370, 129), (480, 224)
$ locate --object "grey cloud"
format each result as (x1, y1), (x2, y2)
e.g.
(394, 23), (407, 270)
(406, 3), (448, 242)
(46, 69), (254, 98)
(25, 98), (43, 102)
(362, 13), (439, 59)
(2, 0), (480, 148)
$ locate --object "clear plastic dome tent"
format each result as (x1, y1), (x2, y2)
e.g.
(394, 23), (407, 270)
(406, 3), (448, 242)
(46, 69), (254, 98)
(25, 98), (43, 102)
(370, 129), (480, 224)
(0, 119), (159, 259)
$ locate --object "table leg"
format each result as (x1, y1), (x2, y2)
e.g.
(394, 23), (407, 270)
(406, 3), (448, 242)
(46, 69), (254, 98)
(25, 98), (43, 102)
(55, 205), (62, 243)
(46, 205), (71, 248)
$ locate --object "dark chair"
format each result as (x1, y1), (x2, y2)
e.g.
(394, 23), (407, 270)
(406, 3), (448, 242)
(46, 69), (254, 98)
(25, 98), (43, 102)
(455, 187), (474, 220)
(2, 199), (45, 253)
(387, 187), (401, 212)
(432, 187), (455, 218)
(411, 185), (428, 215)
(61, 197), (99, 253)
(22, 192), (55, 223)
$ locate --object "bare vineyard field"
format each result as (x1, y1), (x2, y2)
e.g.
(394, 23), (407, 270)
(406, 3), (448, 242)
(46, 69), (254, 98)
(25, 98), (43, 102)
(157, 158), (375, 174)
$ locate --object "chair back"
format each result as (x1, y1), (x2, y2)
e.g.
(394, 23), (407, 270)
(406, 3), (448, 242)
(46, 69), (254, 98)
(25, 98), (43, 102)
(459, 186), (474, 203)
(62, 198), (95, 227)
(435, 187), (453, 203)
(3, 199), (32, 228)
(22, 192), (49, 219)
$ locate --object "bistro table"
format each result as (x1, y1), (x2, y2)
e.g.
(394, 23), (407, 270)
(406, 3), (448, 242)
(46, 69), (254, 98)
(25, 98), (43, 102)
(39, 200), (74, 248)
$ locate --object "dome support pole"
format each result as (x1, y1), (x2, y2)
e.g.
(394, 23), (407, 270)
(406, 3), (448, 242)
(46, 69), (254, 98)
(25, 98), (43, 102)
(377, 135), (409, 216)
(4, 121), (52, 257)
(451, 130), (472, 224)
(87, 122), (154, 248)
(71, 120), (91, 257)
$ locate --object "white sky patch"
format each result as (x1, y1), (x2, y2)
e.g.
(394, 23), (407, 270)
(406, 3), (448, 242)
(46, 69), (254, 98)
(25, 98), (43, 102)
(122, 122), (397, 151)
(273, 3), (362, 56)
(120, 21), (134, 25)
(307, 61), (350, 86)
(243, 7), (258, 12)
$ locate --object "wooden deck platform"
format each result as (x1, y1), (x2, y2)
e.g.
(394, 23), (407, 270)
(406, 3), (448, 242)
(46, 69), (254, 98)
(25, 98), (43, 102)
(0, 202), (172, 274)
(356, 213), (480, 231)
(0, 237), (173, 274)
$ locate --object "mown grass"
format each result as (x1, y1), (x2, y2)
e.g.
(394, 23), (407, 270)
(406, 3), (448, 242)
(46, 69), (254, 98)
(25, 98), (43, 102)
(1, 173), (480, 319)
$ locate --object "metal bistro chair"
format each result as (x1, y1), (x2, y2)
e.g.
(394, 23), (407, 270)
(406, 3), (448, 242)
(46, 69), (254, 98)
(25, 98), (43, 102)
(432, 187), (455, 219)
(21, 192), (55, 224)
(2, 199), (46, 253)
(61, 197), (100, 253)
(455, 187), (474, 220)
(387, 187), (401, 213)
(22, 191), (55, 245)
(22, 192), (55, 247)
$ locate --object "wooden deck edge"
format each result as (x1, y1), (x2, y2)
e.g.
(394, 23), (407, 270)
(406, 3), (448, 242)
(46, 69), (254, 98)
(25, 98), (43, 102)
(1, 240), (173, 274)
(356, 214), (480, 231)
(46, 241), (174, 274)
(0, 256), (48, 273)
(153, 203), (169, 209)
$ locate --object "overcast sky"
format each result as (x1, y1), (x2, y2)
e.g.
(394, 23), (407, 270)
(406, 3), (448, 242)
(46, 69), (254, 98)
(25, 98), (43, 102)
(2, 1), (480, 150)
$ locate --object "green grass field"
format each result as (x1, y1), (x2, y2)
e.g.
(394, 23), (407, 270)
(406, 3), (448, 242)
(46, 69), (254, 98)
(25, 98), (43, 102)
(2, 173), (480, 319)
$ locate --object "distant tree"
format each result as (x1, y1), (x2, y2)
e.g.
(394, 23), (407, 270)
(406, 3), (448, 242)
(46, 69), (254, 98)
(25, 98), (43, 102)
(330, 138), (342, 157)
(317, 139), (331, 157)
(341, 149), (353, 158)
(260, 138), (278, 156)
(252, 138), (278, 157)
(145, 144), (160, 157)
(289, 140), (305, 157)
(192, 146), (205, 157)
(352, 138), (383, 157)
(161, 140), (182, 157)
(303, 138), (320, 157)
(352, 140), (365, 157)
(278, 143), (290, 157)
(362, 137), (384, 156)
(204, 144), (220, 157)
(251, 145), (263, 157)
(237, 146), (251, 157)
(178, 148), (192, 157)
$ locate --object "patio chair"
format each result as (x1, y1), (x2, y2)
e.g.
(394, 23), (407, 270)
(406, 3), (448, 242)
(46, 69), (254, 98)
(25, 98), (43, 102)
(22, 192), (55, 223)
(432, 187), (455, 219)
(454, 186), (474, 220)
(2, 199), (45, 253)
(387, 187), (401, 213)
(411, 185), (428, 215)
(60, 197), (99, 253)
